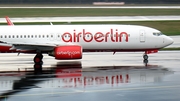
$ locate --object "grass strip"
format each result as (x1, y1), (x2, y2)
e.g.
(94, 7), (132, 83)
(160, 47), (180, 51)
(0, 8), (180, 17)
(0, 21), (180, 36)
(1, 4), (180, 7)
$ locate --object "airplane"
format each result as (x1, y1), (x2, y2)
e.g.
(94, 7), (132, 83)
(0, 17), (173, 64)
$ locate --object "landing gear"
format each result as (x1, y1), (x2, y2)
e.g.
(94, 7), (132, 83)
(143, 54), (148, 65)
(143, 54), (148, 60)
(33, 53), (43, 64)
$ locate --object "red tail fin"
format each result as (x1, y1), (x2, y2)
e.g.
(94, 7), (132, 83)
(5, 16), (14, 26)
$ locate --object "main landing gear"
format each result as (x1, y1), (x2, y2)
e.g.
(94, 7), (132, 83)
(33, 53), (43, 64)
(33, 52), (43, 74)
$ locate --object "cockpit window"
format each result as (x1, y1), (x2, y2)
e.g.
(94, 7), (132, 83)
(153, 32), (163, 36)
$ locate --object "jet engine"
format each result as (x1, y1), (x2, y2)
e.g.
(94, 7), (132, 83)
(48, 45), (82, 60)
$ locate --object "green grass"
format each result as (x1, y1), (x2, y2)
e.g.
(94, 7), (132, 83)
(0, 8), (180, 17)
(161, 47), (180, 51)
(1, 21), (179, 36)
(0, 4), (180, 7)
(0, 7), (179, 35)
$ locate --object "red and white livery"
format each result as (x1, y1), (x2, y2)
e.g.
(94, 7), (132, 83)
(0, 20), (173, 63)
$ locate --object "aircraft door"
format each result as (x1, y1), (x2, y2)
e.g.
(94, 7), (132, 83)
(139, 30), (146, 42)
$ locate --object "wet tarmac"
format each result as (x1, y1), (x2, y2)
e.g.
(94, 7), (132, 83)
(0, 51), (180, 101)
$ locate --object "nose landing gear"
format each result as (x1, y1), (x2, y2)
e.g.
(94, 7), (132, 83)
(143, 50), (158, 64)
(143, 54), (148, 66)
(143, 50), (158, 65)
(143, 54), (148, 60)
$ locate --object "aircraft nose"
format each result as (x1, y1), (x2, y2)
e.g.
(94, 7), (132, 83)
(164, 36), (174, 46)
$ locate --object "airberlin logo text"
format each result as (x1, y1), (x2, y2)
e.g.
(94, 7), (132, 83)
(62, 29), (129, 42)
(57, 51), (81, 56)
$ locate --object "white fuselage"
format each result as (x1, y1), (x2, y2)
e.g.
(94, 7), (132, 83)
(0, 24), (173, 52)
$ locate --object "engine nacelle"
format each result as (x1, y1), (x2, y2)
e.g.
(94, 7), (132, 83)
(49, 45), (82, 60)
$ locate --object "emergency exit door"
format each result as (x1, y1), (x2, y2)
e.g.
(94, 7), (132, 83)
(139, 30), (146, 42)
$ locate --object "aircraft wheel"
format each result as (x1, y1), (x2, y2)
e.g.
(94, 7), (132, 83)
(143, 59), (148, 64)
(34, 56), (41, 63)
(34, 53), (43, 64)
(143, 54), (148, 60)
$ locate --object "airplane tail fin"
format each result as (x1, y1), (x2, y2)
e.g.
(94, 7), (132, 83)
(5, 16), (14, 26)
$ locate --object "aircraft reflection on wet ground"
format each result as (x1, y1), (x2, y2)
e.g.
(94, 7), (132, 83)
(0, 61), (174, 101)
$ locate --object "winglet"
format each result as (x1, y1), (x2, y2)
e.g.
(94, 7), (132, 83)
(5, 16), (14, 26)
(50, 22), (53, 25)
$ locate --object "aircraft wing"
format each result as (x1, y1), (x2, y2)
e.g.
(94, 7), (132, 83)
(8, 42), (76, 52)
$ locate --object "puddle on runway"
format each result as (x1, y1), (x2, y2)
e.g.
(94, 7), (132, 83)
(0, 61), (176, 101)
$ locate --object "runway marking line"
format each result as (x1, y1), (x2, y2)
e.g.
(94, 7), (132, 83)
(0, 85), (180, 98)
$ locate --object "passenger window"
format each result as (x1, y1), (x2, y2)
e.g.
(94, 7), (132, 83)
(9, 35), (11, 38)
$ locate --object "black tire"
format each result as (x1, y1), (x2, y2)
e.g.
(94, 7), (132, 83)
(34, 53), (43, 64)
(34, 56), (42, 64)
(143, 54), (148, 60)
(143, 59), (148, 64)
